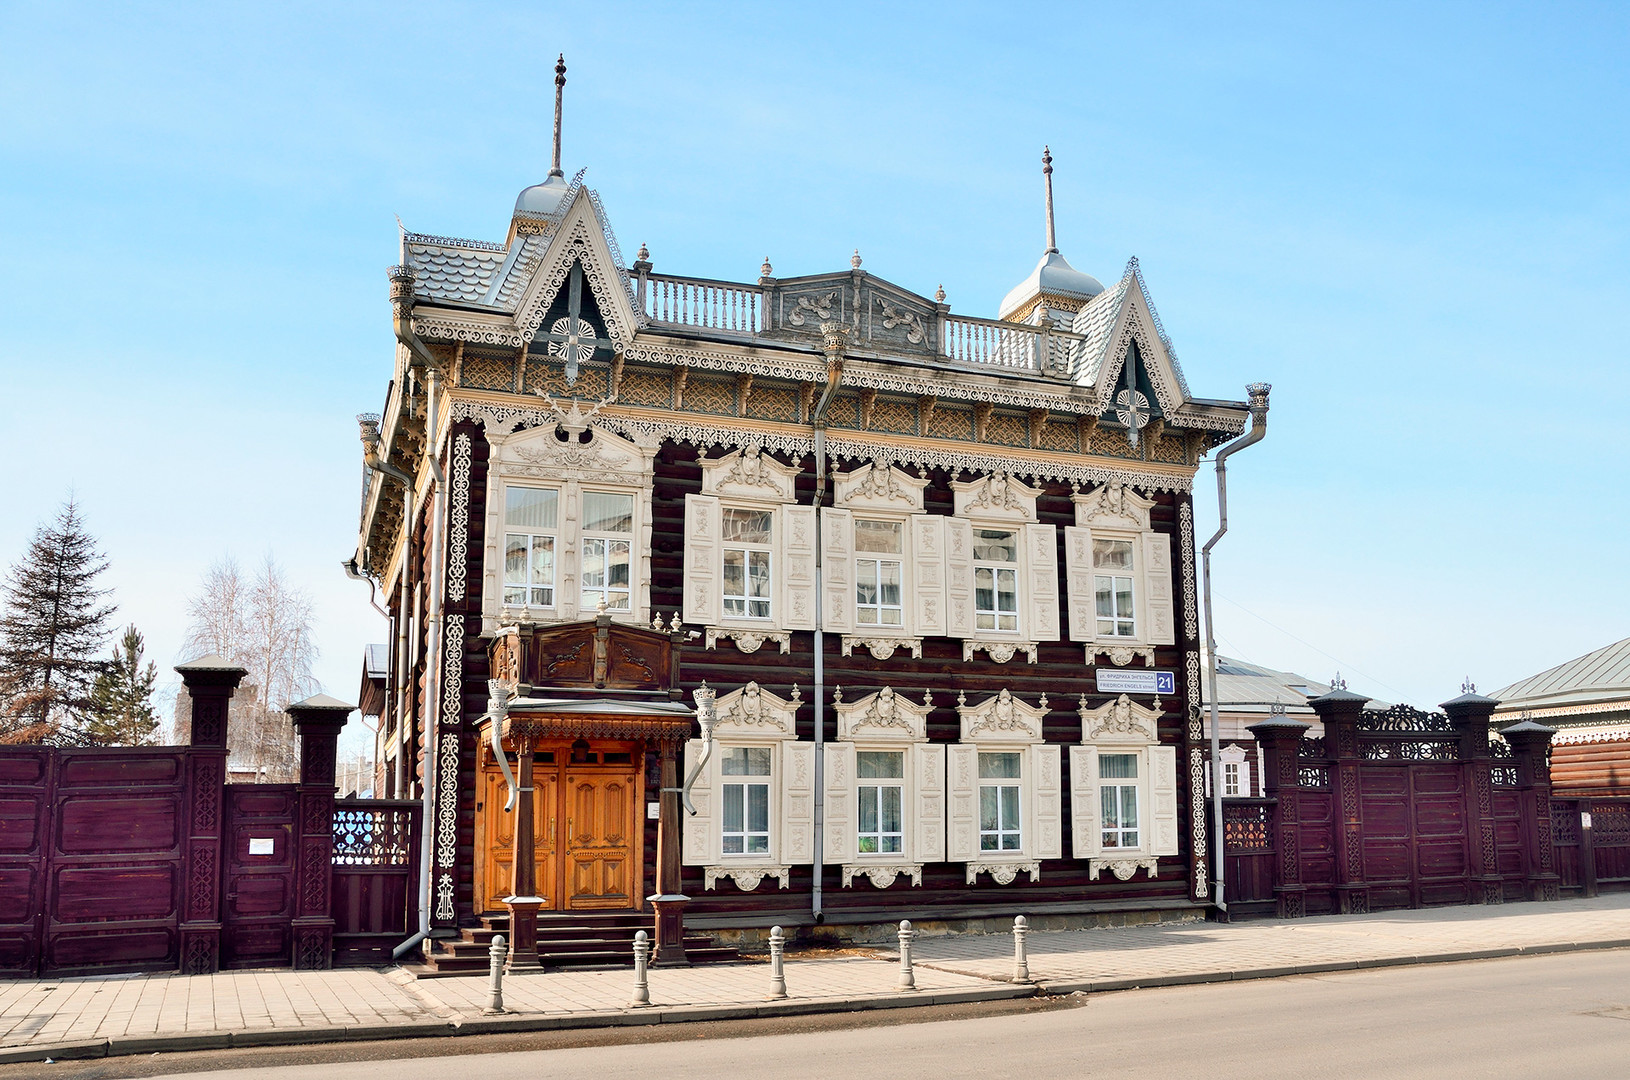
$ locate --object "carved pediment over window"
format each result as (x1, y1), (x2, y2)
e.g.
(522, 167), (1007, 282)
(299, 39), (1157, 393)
(834, 462), (927, 512)
(951, 472), (1040, 522)
(1078, 693), (1162, 745)
(700, 445), (800, 503)
(493, 423), (655, 485)
(713, 681), (802, 738)
(834, 685), (933, 742)
(520, 620), (673, 692)
(1073, 481), (1155, 531)
(957, 688), (1048, 743)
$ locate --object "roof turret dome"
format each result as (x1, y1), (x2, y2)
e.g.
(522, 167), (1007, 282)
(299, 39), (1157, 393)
(998, 250), (1105, 319)
(514, 174), (570, 217)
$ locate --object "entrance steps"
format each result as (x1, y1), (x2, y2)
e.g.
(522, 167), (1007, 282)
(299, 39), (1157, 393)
(406, 911), (738, 978)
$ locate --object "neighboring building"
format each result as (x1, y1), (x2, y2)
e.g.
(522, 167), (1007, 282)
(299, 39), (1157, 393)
(357, 643), (389, 795)
(349, 73), (1261, 954)
(1493, 638), (1630, 795)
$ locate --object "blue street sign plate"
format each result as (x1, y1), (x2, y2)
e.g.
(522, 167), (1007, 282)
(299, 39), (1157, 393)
(1095, 669), (1175, 695)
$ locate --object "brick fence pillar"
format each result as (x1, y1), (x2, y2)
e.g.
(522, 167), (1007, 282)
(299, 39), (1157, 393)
(287, 694), (353, 969)
(1443, 690), (1502, 904)
(175, 654), (247, 975)
(1248, 716), (1312, 918)
(1309, 687), (1372, 914)
(1500, 716), (1560, 902)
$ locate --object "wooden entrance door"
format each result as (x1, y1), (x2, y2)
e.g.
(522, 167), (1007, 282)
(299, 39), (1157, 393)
(475, 742), (641, 913)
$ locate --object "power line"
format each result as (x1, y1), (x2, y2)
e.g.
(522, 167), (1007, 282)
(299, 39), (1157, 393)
(1211, 590), (1413, 702)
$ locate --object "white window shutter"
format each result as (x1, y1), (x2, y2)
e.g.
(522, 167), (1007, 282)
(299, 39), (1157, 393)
(1069, 745), (1101, 860)
(1063, 525), (1096, 644)
(820, 507), (854, 633)
(944, 517), (975, 638)
(1024, 523), (1062, 642)
(946, 744), (979, 862)
(779, 740), (816, 865)
(1029, 743), (1063, 860)
(912, 742), (946, 864)
(782, 505), (818, 631)
(1150, 745), (1179, 856)
(682, 739), (716, 865)
(1142, 531), (1175, 646)
(908, 514), (947, 637)
(822, 742), (855, 864)
(682, 494), (721, 626)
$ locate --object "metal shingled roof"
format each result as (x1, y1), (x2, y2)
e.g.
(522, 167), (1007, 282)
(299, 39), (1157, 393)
(1493, 637), (1630, 710)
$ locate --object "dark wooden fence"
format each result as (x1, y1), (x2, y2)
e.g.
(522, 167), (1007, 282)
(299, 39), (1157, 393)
(1224, 690), (1561, 918)
(1553, 797), (1630, 897)
(0, 660), (420, 976)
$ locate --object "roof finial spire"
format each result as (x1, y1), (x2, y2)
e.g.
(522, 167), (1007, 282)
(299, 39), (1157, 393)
(549, 54), (567, 179)
(1042, 145), (1058, 255)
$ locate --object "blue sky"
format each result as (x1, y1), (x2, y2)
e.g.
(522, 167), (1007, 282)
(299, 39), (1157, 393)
(1, 1), (1626, 732)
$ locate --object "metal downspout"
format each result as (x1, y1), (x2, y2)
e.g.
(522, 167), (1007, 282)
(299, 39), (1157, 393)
(1202, 383), (1271, 916)
(809, 328), (845, 924)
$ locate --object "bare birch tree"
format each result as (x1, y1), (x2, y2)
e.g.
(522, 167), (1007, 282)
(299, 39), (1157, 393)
(181, 555), (318, 779)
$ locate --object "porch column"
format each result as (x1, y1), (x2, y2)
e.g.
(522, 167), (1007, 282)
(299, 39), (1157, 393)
(1500, 717), (1561, 902)
(1248, 716), (1312, 919)
(651, 736), (690, 965)
(287, 695), (352, 969)
(502, 723), (544, 973)
(175, 655), (246, 975)
(1443, 690), (1502, 905)
(1309, 688), (1371, 914)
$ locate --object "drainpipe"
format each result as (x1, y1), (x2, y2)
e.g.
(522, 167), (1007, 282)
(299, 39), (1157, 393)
(809, 324), (846, 924)
(1202, 382), (1271, 916)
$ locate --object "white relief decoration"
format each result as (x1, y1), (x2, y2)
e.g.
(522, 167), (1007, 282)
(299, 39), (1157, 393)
(1074, 481), (1155, 531)
(441, 613), (465, 726)
(841, 864), (924, 888)
(704, 627), (792, 655)
(1086, 645), (1156, 668)
(435, 873), (456, 921)
(965, 861), (1041, 885)
(446, 433), (472, 602)
(875, 297), (926, 344)
(836, 686), (933, 742)
(1179, 501), (1198, 641)
(959, 688), (1048, 743)
(701, 445), (800, 502)
(842, 636), (924, 661)
(963, 640), (1040, 665)
(1079, 693), (1162, 745)
(951, 472), (1040, 522)
(1089, 857), (1158, 882)
(834, 461), (926, 511)
(786, 291), (836, 326)
(704, 866), (791, 891)
(712, 682), (801, 737)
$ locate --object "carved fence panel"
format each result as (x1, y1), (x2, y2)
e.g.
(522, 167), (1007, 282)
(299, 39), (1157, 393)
(1222, 798), (1276, 917)
(330, 799), (421, 966)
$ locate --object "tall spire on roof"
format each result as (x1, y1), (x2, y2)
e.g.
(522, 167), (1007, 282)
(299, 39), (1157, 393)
(1043, 145), (1058, 255)
(550, 54), (567, 179)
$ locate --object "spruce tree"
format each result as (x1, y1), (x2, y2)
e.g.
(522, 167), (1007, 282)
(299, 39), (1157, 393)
(78, 625), (159, 746)
(0, 499), (117, 743)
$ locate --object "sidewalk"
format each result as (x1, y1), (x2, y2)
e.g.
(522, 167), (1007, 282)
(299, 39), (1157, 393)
(2, 893), (1626, 1065)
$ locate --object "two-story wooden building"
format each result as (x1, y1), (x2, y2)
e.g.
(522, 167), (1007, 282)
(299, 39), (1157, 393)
(351, 80), (1263, 963)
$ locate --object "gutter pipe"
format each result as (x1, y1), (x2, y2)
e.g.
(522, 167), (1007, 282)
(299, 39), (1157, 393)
(808, 327), (845, 924)
(1201, 382), (1271, 916)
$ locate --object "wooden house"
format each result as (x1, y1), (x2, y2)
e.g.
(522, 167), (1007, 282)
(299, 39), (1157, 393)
(348, 70), (1261, 965)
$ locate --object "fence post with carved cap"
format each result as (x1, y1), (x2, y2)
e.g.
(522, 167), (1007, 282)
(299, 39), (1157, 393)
(1500, 716), (1561, 902)
(1248, 713), (1313, 918)
(175, 654), (246, 975)
(1308, 684), (1371, 914)
(1443, 685), (1503, 905)
(287, 694), (353, 969)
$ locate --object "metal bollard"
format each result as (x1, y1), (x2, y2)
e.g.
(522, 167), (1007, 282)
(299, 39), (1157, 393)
(897, 920), (916, 991)
(1012, 915), (1030, 983)
(767, 925), (788, 999)
(484, 934), (507, 1014)
(631, 930), (651, 1006)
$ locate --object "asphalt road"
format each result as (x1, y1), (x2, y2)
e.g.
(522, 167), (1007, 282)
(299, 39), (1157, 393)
(18, 950), (1630, 1080)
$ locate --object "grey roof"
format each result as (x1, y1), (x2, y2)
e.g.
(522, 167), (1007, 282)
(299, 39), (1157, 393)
(288, 693), (355, 712)
(1200, 655), (1391, 712)
(363, 644), (389, 681)
(999, 250), (1105, 319)
(1067, 272), (1133, 385)
(174, 653), (247, 673)
(1493, 638), (1630, 711)
(405, 238), (508, 305)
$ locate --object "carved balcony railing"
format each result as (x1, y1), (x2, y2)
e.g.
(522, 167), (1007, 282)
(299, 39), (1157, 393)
(941, 314), (1044, 371)
(644, 274), (762, 333)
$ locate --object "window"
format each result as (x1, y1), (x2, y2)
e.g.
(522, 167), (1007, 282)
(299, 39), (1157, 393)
(855, 520), (904, 627)
(1223, 760), (1242, 797)
(1099, 753), (1140, 849)
(503, 486), (558, 607)
(856, 751), (904, 854)
(1093, 539), (1136, 638)
(581, 492), (633, 612)
(721, 508), (773, 619)
(720, 747), (772, 855)
(978, 751), (1023, 851)
(973, 530), (1019, 632)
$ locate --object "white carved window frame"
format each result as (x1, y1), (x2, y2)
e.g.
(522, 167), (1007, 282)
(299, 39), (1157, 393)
(682, 683), (814, 892)
(1207, 744), (1249, 797)
(1065, 483), (1174, 667)
(481, 423), (656, 636)
(825, 687), (945, 889)
(945, 474), (1061, 665)
(947, 690), (1062, 884)
(684, 448), (814, 655)
(1068, 694), (1179, 884)
(824, 463), (934, 662)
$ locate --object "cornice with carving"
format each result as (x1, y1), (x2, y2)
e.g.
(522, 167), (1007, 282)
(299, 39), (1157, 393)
(703, 865), (791, 891)
(841, 863), (924, 888)
(964, 860), (1041, 885)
